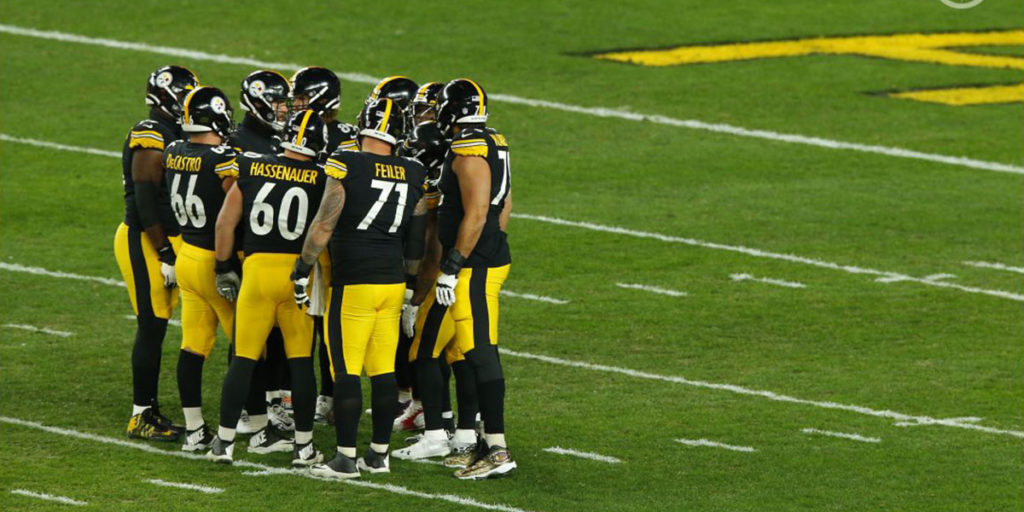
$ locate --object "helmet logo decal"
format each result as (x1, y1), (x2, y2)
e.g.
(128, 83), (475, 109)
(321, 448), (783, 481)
(248, 80), (266, 98)
(155, 71), (173, 87)
(210, 96), (227, 114)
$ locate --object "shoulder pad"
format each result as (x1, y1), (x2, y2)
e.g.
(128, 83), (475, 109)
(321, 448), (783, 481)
(324, 151), (351, 180)
(129, 120), (168, 151)
(450, 128), (489, 157)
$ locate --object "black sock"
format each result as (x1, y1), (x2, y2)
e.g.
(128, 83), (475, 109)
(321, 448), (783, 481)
(131, 314), (168, 406)
(451, 360), (479, 430)
(370, 373), (398, 446)
(478, 378), (506, 435)
(245, 358), (268, 416)
(176, 350), (205, 408)
(440, 359), (452, 414)
(413, 358), (444, 431)
(288, 357), (315, 432)
(219, 356), (256, 429)
(264, 328), (285, 396)
(334, 374), (362, 448)
(395, 330), (413, 389)
(317, 329), (333, 396)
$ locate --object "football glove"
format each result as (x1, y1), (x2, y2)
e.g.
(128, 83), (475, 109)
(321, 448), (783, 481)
(401, 288), (418, 338)
(157, 243), (177, 289)
(214, 260), (240, 302)
(291, 258), (313, 309)
(435, 249), (466, 307)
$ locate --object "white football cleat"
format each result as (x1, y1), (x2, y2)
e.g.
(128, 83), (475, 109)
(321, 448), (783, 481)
(236, 409), (259, 435)
(314, 395), (333, 425)
(392, 432), (450, 460)
(269, 403), (295, 432)
(393, 401), (424, 432)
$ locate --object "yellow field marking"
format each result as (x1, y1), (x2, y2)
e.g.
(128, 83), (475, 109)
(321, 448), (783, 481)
(889, 83), (1024, 105)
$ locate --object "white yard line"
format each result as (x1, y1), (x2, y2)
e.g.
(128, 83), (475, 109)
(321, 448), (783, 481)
(145, 478), (224, 494)
(499, 348), (1024, 439)
(0, 262), (125, 287)
(1, 261), (1020, 440)
(10, 489), (87, 506)
(3, 323), (73, 338)
(675, 438), (756, 453)
(4, 135), (1022, 304)
(729, 273), (807, 289)
(542, 446), (622, 464)
(1, 23), (1021, 175)
(500, 290), (570, 305)
(123, 315), (181, 327)
(0, 133), (120, 158)
(800, 428), (881, 443)
(615, 282), (687, 297)
(963, 260), (1024, 274)
(0, 416), (536, 512)
(512, 213), (1024, 303)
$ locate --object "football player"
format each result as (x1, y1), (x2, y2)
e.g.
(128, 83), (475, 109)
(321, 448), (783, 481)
(290, 66), (359, 154)
(230, 69), (296, 434)
(297, 98), (428, 479)
(290, 67), (360, 426)
(423, 79), (515, 479)
(114, 65), (197, 442)
(364, 76), (419, 134)
(206, 110), (328, 467)
(163, 86), (238, 451)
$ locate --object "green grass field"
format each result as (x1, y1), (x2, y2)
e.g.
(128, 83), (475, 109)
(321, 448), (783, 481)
(1, 1), (1022, 510)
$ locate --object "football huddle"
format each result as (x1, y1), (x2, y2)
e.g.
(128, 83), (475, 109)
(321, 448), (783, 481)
(116, 65), (515, 481)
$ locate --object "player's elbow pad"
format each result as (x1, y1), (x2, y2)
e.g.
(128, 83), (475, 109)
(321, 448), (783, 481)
(134, 181), (163, 228)
(403, 213), (428, 260)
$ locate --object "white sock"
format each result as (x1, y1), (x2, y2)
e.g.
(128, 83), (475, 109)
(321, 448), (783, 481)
(132, 404), (150, 416)
(423, 429), (447, 441)
(318, 395), (333, 406)
(484, 433), (506, 449)
(339, 446), (357, 458)
(183, 407), (205, 431)
(218, 426), (236, 443)
(370, 442), (389, 454)
(295, 430), (313, 444)
(248, 414), (268, 429)
(441, 410), (454, 419)
(474, 412), (481, 422)
(453, 429), (476, 445)
(397, 389), (412, 403)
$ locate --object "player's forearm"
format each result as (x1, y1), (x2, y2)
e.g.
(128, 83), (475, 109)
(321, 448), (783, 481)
(453, 207), (486, 259)
(411, 212), (441, 305)
(300, 180), (345, 265)
(499, 190), (512, 232)
(134, 181), (170, 248)
(214, 223), (236, 262)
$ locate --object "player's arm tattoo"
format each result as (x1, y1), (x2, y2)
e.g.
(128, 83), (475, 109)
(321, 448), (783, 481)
(300, 178), (346, 265)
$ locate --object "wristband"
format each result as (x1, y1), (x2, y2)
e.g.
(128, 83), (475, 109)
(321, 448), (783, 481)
(214, 259), (234, 274)
(292, 258), (313, 280)
(440, 249), (466, 276)
(157, 243), (176, 265)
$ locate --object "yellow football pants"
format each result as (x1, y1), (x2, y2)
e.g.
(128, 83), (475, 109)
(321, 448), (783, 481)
(113, 223), (182, 320)
(324, 282), (405, 378)
(410, 264), (509, 362)
(176, 242), (234, 358)
(233, 253), (313, 361)
(408, 280), (462, 364)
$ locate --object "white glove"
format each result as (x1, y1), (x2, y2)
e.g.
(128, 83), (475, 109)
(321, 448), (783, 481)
(160, 262), (177, 289)
(401, 303), (419, 337)
(435, 272), (458, 307)
(215, 270), (240, 302)
(293, 277), (310, 308)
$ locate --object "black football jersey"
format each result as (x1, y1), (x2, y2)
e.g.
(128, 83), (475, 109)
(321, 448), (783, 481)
(325, 150), (427, 285)
(326, 121), (359, 154)
(229, 114), (279, 155)
(237, 153), (326, 255)
(121, 110), (182, 233)
(162, 141), (238, 250)
(437, 127), (512, 268)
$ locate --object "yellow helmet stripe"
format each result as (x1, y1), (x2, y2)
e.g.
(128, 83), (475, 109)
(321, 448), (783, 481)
(373, 75), (411, 99)
(379, 99), (393, 134)
(463, 78), (486, 117)
(296, 109), (314, 146)
(182, 87), (201, 125)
